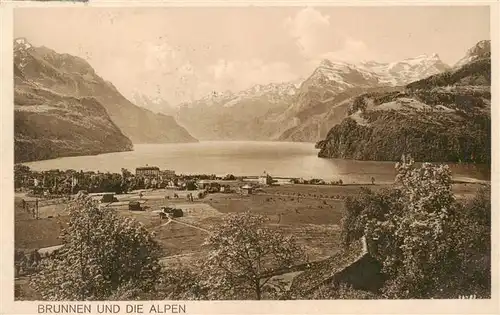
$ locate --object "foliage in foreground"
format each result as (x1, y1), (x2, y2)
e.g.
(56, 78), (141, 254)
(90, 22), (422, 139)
(341, 158), (491, 298)
(309, 283), (380, 300)
(30, 196), (162, 300)
(26, 160), (490, 300)
(201, 212), (306, 300)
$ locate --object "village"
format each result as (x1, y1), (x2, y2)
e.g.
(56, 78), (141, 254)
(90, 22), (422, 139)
(14, 163), (486, 299)
(14, 164), (357, 226)
(13, 164), (386, 296)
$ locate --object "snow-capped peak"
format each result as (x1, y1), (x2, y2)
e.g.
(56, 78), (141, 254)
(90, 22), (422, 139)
(14, 38), (34, 72)
(306, 58), (381, 90)
(399, 53), (442, 64)
(319, 59), (335, 68)
(454, 40), (490, 68)
(246, 81), (299, 96)
(14, 37), (32, 50)
(182, 80), (304, 109)
(308, 53), (450, 89)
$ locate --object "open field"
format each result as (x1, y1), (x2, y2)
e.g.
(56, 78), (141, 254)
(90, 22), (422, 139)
(207, 192), (344, 226)
(14, 198), (68, 251)
(14, 181), (488, 300)
(99, 192), (222, 258)
(15, 182), (486, 259)
(154, 221), (208, 256)
(263, 184), (391, 198)
(204, 184), (395, 227)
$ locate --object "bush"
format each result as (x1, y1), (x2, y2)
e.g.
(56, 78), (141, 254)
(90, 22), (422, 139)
(341, 159), (491, 298)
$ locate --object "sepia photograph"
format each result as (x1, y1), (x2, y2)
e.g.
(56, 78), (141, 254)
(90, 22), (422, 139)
(10, 4), (492, 303)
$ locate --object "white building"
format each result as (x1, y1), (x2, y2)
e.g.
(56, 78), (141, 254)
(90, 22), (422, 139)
(259, 171), (273, 185)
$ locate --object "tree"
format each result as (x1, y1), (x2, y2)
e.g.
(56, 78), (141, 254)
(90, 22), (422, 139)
(121, 168), (133, 180)
(14, 164), (31, 189)
(30, 196), (162, 300)
(363, 159), (458, 298)
(202, 212), (305, 300)
(309, 283), (379, 300)
(185, 180), (197, 191)
(340, 187), (403, 248)
(156, 267), (208, 300)
(446, 184), (491, 297)
(341, 158), (491, 298)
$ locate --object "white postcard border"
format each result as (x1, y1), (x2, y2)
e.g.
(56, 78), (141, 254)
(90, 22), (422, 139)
(1, 1), (498, 314)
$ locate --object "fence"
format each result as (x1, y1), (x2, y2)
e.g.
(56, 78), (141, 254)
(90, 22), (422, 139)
(22, 196), (69, 219)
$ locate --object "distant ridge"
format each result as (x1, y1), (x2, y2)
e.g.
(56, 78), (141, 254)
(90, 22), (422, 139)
(14, 38), (197, 146)
(315, 40), (491, 164)
(176, 53), (450, 142)
(14, 38), (197, 163)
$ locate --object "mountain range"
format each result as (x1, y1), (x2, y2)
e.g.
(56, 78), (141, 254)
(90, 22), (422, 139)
(14, 37), (490, 164)
(176, 80), (303, 140)
(176, 53), (451, 142)
(316, 40), (491, 163)
(14, 38), (197, 163)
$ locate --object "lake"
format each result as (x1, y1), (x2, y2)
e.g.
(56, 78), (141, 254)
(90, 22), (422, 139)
(23, 141), (490, 184)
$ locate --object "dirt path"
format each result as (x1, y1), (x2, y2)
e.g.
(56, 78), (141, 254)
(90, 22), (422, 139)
(170, 219), (211, 234)
(148, 218), (173, 230)
(158, 219), (173, 228)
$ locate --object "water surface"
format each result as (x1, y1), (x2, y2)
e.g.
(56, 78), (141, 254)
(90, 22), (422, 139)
(23, 141), (490, 184)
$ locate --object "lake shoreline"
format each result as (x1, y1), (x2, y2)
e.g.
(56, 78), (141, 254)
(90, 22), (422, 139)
(18, 141), (490, 167)
(19, 142), (491, 183)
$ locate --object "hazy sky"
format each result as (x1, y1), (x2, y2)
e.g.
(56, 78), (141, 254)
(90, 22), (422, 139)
(14, 6), (490, 106)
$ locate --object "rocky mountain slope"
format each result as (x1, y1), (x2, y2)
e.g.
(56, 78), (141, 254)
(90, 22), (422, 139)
(316, 40), (491, 163)
(14, 38), (197, 147)
(177, 53), (450, 142)
(14, 39), (133, 163)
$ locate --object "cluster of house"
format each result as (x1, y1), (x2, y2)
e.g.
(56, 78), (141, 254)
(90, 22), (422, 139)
(135, 166), (277, 195)
(20, 169), (84, 196)
(134, 166), (176, 187)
